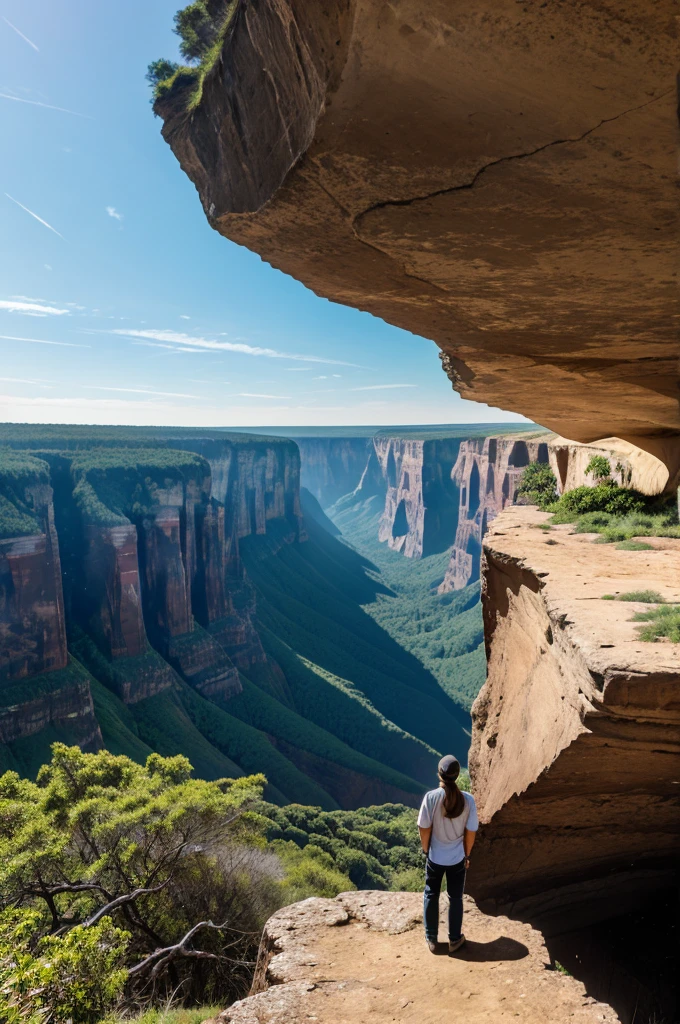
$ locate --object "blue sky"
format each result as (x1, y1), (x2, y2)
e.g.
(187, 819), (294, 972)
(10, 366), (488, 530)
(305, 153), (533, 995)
(0, 0), (527, 428)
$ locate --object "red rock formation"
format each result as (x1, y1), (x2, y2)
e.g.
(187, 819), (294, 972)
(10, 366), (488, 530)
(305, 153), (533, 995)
(441, 434), (551, 591)
(0, 666), (102, 753)
(468, 506), (680, 928)
(0, 492), (67, 682)
(83, 524), (148, 660)
(374, 437), (461, 559)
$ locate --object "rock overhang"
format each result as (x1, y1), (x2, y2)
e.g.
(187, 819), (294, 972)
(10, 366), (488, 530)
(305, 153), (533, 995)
(157, 0), (679, 487)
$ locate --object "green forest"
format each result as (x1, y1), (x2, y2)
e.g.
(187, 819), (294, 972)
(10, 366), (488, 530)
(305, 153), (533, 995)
(328, 491), (486, 715)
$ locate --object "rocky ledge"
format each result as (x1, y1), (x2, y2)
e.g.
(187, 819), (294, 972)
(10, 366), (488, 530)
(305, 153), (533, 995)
(217, 891), (617, 1024)
(469, 506), (680, 928)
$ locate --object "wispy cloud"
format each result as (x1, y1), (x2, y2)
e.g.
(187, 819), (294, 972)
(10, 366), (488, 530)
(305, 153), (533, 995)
(5, 194), (64, 239)
(0, 92), (92, 118)
(236, 392), (292, 400)
(111, 328), (362, 366)
(0, 376), (53, 388)
(188, 379), (232, 384)
(83, 385), (199, 399)
(106, 206), (123, 222)
(0, 333), (88, 347)
(132, 341), (210, 354)
(179, 314), (190, 320)
(44, 264), (52, 271)
(286, 367), (311, 371)
(350, 384), (418, 391)
(2, 16), (39, 51)
(0, 299), (69, 316)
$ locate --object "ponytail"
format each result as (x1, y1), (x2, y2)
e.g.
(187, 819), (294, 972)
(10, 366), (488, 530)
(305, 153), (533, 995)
(437, 754), (465, 819)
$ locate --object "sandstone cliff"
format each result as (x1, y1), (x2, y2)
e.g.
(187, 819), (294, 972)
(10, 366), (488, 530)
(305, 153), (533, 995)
(1, 427), (448, 805)
(0, 452), (67, 683)
(375, 437), (461, 558)
(155, 0), (679, 486)
(440, 434), (551, 591)
(468, 506), (680, 929)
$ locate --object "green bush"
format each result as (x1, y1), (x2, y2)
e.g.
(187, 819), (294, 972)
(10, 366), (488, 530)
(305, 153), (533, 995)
(0, 746), (281, 1014)
(601, 590), (665, 603)
(549, 482), (648, 522)
(0, 910), (129, 1024)
(632, 605), (680, 643)
(584, 455), (612, 481)
(516, 461), (558, 509)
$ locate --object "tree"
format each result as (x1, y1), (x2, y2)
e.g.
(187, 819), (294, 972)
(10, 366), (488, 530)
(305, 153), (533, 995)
(0, 745), (277, 1018)
(146, 58), (180, 88)
(173, 1), (219, 62)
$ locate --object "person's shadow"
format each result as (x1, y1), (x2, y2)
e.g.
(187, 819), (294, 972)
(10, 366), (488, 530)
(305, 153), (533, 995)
(432, 937), (528, 962)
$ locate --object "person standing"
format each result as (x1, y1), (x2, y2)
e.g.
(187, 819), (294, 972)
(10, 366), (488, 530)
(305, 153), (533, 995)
(417, 754), (478, 954)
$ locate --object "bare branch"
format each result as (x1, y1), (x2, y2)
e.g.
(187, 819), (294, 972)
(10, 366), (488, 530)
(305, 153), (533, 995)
(128, 920), (229, 978)
(81, 878), (170, 928)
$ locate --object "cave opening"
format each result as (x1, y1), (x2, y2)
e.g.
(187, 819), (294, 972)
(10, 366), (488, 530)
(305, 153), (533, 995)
(508, 441), (530, 467)
(391, 498), (409, 538)
(468, 461), (481, 518)
(386, 445), (398, 488)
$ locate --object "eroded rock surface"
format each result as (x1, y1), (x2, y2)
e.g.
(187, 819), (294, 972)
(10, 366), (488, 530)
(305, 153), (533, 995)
(468, 506), (680, 927)
(219, 891), (619, 1024)
(157, 0), (680, 484)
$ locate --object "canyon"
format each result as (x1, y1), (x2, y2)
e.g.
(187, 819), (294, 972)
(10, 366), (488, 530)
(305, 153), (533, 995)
(0, 425), (470, 807)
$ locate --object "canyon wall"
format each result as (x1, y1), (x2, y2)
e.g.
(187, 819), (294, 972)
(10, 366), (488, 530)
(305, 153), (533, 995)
(440, 434), (550, 591)
(0, 432), (303, 759)
(468, 506), (680, 929)
(374, 437), (461, 558)
(295, 436), (375, 507)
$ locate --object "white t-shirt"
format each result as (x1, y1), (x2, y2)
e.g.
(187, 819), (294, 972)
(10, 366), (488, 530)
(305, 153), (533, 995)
(417, 788), (478, 866)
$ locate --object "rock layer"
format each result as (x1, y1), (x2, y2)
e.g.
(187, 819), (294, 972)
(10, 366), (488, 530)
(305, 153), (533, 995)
(221, 891), (618, 1024)
(157, 0), (680, 485)
(468, 506), (680, 928)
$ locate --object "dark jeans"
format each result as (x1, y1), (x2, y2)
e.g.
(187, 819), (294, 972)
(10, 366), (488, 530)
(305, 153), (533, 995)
(423, 856), (466, 942)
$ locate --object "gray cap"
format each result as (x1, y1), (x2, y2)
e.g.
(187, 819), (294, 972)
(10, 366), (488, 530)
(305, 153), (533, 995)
(438, 755), (460, 779)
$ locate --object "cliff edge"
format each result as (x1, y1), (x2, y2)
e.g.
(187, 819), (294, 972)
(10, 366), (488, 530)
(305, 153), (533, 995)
(218, 891), (618, 1024)
(468, 506), (680, 927)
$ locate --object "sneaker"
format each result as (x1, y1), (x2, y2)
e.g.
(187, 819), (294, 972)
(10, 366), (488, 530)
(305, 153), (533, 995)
(448, 935), (465, 954)
(426, 939), (438, 953)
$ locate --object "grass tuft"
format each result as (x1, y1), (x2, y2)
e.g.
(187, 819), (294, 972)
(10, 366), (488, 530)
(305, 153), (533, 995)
(615, 540), (654, 551)
(632, 605), (680, 643)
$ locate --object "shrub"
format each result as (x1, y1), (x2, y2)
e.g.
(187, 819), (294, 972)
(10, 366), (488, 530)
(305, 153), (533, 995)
(549, 482), (647, 522)
(632, 605), (680, 643)
(174, 1), (219, 61)
(601, 591), (665, 603)
(585, 455), (612, 482)
(516, 462), (558, 509)
(616, 540), (654, 551)
(0, 746), (276, 1013)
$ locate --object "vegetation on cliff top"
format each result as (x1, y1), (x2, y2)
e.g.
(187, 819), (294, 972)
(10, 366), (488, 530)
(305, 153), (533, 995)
(518, 460), (679, 540)
(147, 0), (239, 113)
(68, 448), (209, 526)
(0, 449), (50, 539)
(0, 423), (293, 449)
